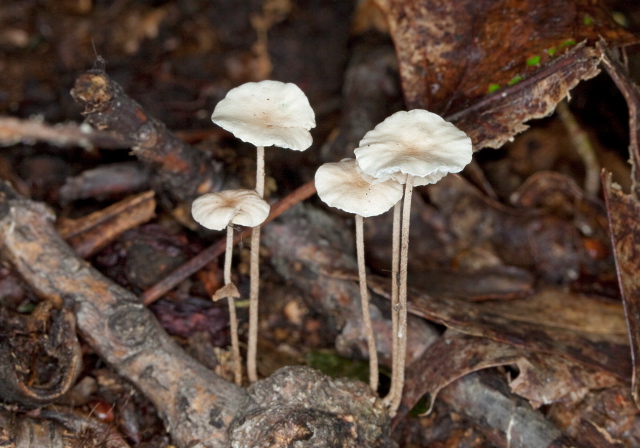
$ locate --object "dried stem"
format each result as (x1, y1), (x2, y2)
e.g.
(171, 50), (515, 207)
(556, 100), (600, 195)
(388, 174), (414, 415)
(248, 145), (266, 383)
(224, 225), (243, 387)
(384, 200), (401, 405)
(255, 146), (266, 197)
(355, 214), (379, 391)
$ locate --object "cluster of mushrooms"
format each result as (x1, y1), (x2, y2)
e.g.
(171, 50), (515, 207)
(191, 80), (473, 416)
(191, 80), (316, 385)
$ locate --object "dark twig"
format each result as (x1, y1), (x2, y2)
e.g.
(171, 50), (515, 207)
(70, 70), (226, 206)
(0, 116), (127, 149)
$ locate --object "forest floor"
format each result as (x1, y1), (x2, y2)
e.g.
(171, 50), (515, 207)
(1, 1), (640, 447)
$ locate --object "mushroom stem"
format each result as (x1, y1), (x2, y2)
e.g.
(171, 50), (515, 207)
(384, 200), (402, 405)
(355, 214), (379, 392)
(224, 225), (243, 386)
(248, 145), (265, 383)
(389, 174), (414, 415)
(248, 226), (261, 382)
(255, 146), (265, 196)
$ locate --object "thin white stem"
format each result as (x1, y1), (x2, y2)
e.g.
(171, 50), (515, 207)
(225, 225), (242, 386)
(223, 225), (234, 285)
(389, 175), (414, 416)
(355, 214), (378, 392)
(248, 145), (265, 383)
(384, 199), (401, 405)
(255, 146), (265, 196)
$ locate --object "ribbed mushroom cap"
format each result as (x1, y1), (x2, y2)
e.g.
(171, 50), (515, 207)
(354, 109), (472, 186)
(192, 190), (270, 231)
(211, 80), (316, 151)
(315, 158), (403, 218)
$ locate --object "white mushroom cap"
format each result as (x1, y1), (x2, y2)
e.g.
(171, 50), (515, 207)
(192, 190), (270, 231)
(354, 109), (472, 186)
(211, 80), (316, 151)
(315, 158), (403, 218)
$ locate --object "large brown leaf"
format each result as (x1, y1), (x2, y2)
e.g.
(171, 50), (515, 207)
(375, 0), (638, 149)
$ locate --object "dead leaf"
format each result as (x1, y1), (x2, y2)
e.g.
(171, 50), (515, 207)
(600, 43), (640, 409)
(375, 0), (636, 115)
(375, 0), (638, 150)
(368, 277), (631, 380)
(212, 282), (241, 301)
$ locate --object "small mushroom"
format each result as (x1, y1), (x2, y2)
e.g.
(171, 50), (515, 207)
(211, 80), (316, 382)
(315, 158), (403, 391)
(354, 109), (472, 413)
(192, 189), (270, 386)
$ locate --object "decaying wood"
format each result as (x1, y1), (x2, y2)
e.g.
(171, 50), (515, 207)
(0, 182), (247, 448)
(0, 301), (82, 406)
(229, 366), (394, 448)
(439, 371), (583, 448)
(0, 181), (396, 447)
(0, 407), (132, 448)
(396, 329), (622, 425)
(70, 70), (226, 206)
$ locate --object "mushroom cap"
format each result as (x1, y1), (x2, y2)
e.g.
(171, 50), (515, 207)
(211, 80), (316, 151)
(354, 109), (472, 186)
(315, 158), (403, 218)
(192, 190), (270, 230)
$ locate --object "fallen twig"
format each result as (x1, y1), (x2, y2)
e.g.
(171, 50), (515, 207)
(71, 70), (226, 205)
(0, 116), (128, 149)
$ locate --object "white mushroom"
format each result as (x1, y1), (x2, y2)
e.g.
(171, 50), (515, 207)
(192, 189), (270, 386)
(354, 109), (472, 414)
(355, 109), (471, 185)
(211, 80), (315, 154)
(211, 80), (315, 382)
(192, 190), (271, 231)
(315, 158), (403, 391)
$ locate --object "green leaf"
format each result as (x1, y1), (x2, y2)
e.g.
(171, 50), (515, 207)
(508, 75), (524, 86)
(526, 55), (541, 66)
(559, 39), (577, 49)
